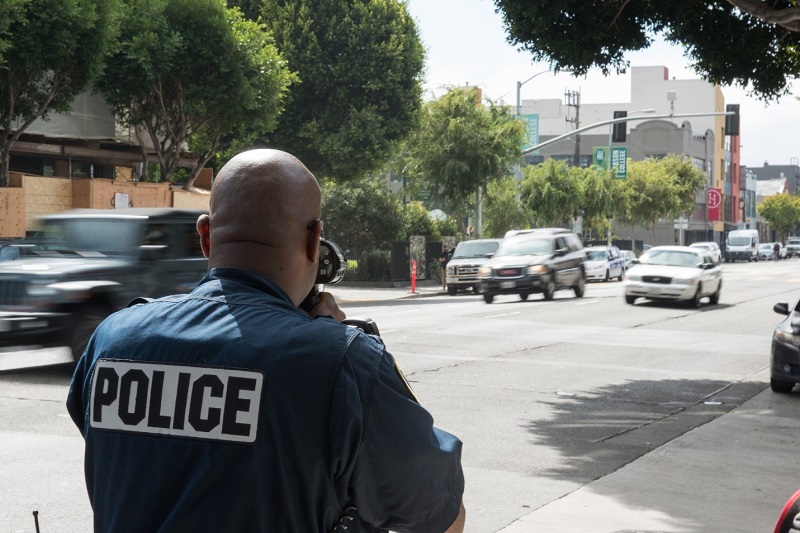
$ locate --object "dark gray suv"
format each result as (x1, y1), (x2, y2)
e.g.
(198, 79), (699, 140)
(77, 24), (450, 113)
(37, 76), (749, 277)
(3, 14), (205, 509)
(477, 229), (586, 304)
(0, 208), (207, 359)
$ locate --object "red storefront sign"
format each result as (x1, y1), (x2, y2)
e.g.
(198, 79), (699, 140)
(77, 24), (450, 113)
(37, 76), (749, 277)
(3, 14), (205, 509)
(707, 188), (722, 222)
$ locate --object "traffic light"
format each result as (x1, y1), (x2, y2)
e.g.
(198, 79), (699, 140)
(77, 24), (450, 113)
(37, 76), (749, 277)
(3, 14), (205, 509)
(612, 111), (627, 143)
(725, 104), (740, 136)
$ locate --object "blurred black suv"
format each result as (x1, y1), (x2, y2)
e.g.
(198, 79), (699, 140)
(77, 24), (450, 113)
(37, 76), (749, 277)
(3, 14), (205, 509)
(477, 229), (586, 304)
(0, 208), (207, 359)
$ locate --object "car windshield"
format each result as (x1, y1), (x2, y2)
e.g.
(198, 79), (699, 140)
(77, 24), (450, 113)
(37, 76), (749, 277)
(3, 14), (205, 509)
(496, 238), (554, 256)
(586, 250), (608, 261)
(691, 244), (709, 250)
(789, 239), (800, 245)
(31, 218), (142, 257)
(760, 243), (773, 250)
(728, 236), (751, 246)
(639, 250), (702, 268)
(452, 241), (499, 259)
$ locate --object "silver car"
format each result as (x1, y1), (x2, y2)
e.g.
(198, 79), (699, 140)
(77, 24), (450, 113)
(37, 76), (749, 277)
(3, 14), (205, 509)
(624, 246), (722, 307)
(689, 241), (722, 264)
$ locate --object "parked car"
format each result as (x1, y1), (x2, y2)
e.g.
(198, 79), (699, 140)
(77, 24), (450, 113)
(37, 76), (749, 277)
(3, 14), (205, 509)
(759, 242), (787, 261)
(0, 208), (208, 360)
(620, 250), (637, 269)
(623, 245), (722, 307)
(770, 297), (800, 393)
(583, 245), (625, 282)
(477, 228), (586, 303)
(445, 238), (502, 295)
(689, 241), (722, 264)
(785, 237), (800, 258)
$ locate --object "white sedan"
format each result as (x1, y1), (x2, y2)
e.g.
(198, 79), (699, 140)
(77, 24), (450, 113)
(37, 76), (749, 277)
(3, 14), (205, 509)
(624, 246), (723, 307)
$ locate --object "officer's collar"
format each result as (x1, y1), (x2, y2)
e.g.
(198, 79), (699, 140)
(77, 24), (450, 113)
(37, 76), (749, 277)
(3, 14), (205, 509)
(202, 268), (296, 306)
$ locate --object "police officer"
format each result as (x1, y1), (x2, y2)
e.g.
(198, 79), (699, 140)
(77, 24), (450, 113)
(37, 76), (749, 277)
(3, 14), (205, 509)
(67, 149), (466, 532)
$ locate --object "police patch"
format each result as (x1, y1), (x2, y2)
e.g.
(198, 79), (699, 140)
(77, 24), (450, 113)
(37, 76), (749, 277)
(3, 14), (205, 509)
(89, 360), (263, 443)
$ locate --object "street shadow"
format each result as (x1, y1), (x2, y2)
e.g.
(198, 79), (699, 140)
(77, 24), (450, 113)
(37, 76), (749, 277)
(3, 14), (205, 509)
(522, 377), (766, 483)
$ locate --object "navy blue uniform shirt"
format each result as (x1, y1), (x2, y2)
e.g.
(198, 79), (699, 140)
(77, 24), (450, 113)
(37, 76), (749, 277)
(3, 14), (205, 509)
(67, 268), (464, 532)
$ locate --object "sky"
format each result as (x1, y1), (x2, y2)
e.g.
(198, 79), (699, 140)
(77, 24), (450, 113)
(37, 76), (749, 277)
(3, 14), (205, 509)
(404, 0), (800, 169)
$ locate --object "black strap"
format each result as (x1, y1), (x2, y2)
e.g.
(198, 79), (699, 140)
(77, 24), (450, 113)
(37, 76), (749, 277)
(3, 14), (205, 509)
(126, 296), (154, 308)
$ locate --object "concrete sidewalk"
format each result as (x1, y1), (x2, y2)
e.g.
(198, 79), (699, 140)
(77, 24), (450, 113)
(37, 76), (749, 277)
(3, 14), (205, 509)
(498, 384), (800, 532)
(327, 282), (445, 304)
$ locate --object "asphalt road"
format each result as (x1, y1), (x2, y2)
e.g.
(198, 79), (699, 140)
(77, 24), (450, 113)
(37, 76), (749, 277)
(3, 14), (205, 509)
(0, 258), (797, 532)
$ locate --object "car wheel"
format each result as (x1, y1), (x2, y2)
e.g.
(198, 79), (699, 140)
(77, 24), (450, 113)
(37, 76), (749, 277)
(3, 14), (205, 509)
(542, 278), (555, 301)
(770, 378), (795, 393)
(709, 281), (722, 305)
(617, 268), (625, 281)
(573, 273), (585, 298)
(483, 293), (494, 304)
(625, 295), (636, 305)
(71, 305), (109, 361)
(690, 283), (703, 308)
(604, 269), (610, 282)
(520, 293), (529, 301)
(447, 285), (457, 296)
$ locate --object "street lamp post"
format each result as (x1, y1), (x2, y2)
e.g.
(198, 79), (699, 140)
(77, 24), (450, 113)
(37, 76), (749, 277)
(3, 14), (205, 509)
(516, 69), (569, 117)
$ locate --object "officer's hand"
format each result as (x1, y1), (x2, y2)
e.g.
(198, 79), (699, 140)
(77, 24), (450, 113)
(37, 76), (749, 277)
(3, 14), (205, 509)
(309, 291), (346, 322)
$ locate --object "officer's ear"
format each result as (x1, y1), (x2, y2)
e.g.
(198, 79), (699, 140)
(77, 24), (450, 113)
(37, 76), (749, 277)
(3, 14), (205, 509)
(305, 219), (322, 264)
(197, 215), (211, 259)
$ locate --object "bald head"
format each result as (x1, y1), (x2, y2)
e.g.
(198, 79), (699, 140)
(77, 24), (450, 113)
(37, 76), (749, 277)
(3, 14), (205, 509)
(197, 149), (322, 304)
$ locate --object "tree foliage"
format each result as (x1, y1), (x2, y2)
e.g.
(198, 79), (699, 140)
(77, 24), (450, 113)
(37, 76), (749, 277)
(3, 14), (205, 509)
(400, 87), (525, 238)
(260, 0), (425, 182)
(492, 0), (800, 99)
(579, 167), (626, 238)
(519, 159), (583, 228)
(96, 0), (292, 187)
(0, 0), (119, 186)
(320, 178), (403, 260)
(483, 177), (532, 238)
(758, 194), (800, 241)
(402, 201), (439, 240)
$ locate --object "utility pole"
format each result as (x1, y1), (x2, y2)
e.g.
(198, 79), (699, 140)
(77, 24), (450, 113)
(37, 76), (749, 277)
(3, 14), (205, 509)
(565, 90), (581, 166)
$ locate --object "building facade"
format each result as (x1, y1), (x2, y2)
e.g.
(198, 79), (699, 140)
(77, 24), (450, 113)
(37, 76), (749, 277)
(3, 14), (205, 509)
(519, 66), (738, 247)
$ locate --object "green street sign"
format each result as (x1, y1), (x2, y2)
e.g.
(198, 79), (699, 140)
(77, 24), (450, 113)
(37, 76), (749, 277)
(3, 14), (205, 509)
(610, 147), (627, 178)
(592, 147), (607, 169)
(416, 189), (432, 201)
(521, 114), (540, 152)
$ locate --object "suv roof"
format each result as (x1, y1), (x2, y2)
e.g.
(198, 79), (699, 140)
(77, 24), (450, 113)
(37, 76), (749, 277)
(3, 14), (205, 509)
(39, 208), (206, 221)
(504, 227), (571, 239)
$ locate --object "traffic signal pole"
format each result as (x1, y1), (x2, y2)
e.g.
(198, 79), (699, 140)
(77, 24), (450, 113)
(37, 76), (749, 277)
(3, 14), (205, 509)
(521, 111), (736, 157)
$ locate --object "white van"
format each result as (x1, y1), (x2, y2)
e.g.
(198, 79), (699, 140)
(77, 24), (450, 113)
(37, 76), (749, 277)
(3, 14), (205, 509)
(725, 229), (759, 262)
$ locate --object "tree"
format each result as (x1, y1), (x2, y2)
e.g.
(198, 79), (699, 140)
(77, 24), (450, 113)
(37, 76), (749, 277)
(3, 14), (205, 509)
(400, 87), (525, 238)
(402, 201), (439, 240)
(659, 153), (708, 219)
(578, 167), (625, 238)
(483, 177), (532, 238)
(96, 0), (292, 187)
(184, 8), (295, 188)
(260, 0), (425, 182)
(758, 194), (800, 241)
(492, 0), (800, 99)
(320, 177), (403, 264)
(519, 159), (583, 228)
(0, 0), (27, 63)
(0, 0), (119, 186)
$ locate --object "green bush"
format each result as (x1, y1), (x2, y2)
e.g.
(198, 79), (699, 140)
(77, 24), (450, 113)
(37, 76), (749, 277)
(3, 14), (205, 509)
(352, 250), (391, 281)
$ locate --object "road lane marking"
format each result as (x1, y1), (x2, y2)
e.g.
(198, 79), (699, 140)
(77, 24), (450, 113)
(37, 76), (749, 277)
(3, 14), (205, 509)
(486, 312), (521, 318)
